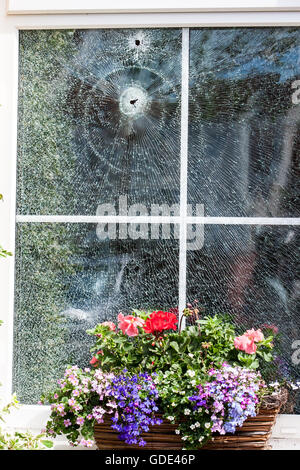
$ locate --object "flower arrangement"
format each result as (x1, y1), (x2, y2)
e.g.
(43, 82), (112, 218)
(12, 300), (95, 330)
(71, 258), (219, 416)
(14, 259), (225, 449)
(41, 366), (161, 447)
(41, 306), (298, 449)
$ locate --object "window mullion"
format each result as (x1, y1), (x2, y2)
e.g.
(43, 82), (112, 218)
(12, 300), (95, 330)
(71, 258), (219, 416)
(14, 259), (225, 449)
(178, 27), (189, 329)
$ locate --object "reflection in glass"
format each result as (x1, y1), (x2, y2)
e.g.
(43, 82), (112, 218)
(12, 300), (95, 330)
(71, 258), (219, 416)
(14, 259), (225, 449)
(187, 224), (300, 410)
(13, 223), (179, 403)
(17, 29), (181, 215)
(188, 28), (300, 216)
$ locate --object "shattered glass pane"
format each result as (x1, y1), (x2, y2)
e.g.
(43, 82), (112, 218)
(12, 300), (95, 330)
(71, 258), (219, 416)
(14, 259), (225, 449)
(187, 224), (300, 411)
(13, 223), (179, 403)
(17, 29), (181, 215)
(15, 27), (299, 411)
(188, 28), (300, 217)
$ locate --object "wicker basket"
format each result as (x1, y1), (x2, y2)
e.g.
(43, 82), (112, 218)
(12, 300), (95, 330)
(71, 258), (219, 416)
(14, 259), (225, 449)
(94, 389), (287, 451)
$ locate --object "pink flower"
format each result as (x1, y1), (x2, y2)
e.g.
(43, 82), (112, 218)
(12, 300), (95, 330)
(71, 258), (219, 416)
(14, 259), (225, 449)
(64, 419), (71, 427)
(68, 398), (76, 407)
(80, 438), (94, 448)
(76, 417), (85, 425)
(234, 328), (265, 355)
(101, 321), (116, 331)
(117, 313), (145, 337)
(245, 329), (264, 343)
(234, 334), (257, 354)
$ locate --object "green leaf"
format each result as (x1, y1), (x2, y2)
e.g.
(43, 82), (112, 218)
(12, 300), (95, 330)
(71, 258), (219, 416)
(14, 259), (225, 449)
(41, 440), (54, 448)
(170, 341), (180, 353)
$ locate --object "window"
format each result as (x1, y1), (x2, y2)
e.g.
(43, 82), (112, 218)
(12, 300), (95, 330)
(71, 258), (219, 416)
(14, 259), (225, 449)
(0, 3), (299, 440)
(14, 27), (300, 412)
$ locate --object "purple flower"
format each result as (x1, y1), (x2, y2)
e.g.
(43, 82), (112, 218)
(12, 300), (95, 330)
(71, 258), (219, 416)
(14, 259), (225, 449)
(189, 365), (263, 437)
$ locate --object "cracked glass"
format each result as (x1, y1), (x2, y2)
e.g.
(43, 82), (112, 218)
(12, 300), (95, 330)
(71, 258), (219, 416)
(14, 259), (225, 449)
(188, 28), (300, 217)
(15, 28), (299, 409)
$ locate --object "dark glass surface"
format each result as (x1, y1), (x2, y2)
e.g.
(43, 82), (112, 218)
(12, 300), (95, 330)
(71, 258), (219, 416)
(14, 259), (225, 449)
(13, 223), (179, 403)
(188, 28), (300, 216)
(187, 224), (300, 411)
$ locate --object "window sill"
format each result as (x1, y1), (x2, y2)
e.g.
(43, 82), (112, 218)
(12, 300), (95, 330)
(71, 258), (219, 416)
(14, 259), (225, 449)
(3, 406), (300, 449)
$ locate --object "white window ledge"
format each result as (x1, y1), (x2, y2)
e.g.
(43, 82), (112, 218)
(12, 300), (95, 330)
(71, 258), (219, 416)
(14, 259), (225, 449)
(3, 406), (300, 450)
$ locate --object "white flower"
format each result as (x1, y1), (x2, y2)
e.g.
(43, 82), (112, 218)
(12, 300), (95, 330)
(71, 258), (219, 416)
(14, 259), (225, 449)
(171, 402), (177, 407)
(184, 409), (191, 415)
(190, 424), (195, 430)
(181, 436), (188, 441)
(175, 429), (180, 435)
(198, 437), (204, 442)
(191, 380), (196, 386)
(188, 353), (194, 358)
(195, 422), (200, 428)
(187, 370), (196, 378)
(269, 381), (279, 387)
(205, 422), (210, 429)
(167, 416), (175, 421)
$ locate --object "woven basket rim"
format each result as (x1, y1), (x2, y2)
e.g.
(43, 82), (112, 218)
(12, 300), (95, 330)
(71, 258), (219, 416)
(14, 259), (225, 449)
(260, 387), (288, 410)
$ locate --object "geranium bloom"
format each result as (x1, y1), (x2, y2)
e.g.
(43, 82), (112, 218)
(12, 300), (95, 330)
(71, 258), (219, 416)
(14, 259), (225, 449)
(245, 329), (264, 343)
(90, 350), (103, 366)
(118, 313), (145, 337)
(100, 321), (116, 331)
(90, 356), (98, 366)
(234, 335), (257, 354)
(143, 311), (178, 334)
(234, 328), (264, 354)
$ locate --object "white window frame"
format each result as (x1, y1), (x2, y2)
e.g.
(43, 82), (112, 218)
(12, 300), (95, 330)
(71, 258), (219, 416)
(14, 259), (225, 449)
(0, 1), (300, 446)
(6, 0), (300, 15)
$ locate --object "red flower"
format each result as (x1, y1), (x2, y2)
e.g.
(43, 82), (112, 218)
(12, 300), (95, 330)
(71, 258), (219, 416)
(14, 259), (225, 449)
(90, 356), (98, 366)
(90, 350), (103, 366)
(143, 311), (178, 334)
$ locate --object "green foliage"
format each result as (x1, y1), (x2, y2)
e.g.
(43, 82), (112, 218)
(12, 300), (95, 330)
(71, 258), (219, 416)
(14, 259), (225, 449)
(44, 310), (280, 449)
(0, 394), (53, 450)
(87, 313), (275, 377)
(0, 246), (12, 258)
(0, 194), (12, 259)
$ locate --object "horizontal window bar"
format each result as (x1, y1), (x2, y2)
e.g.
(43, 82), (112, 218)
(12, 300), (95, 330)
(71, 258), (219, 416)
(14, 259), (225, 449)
(16, 215), (300, 225)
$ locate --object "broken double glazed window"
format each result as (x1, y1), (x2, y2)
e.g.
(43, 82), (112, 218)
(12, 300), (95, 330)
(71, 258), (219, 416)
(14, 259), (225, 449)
(15, 28), (300, 406)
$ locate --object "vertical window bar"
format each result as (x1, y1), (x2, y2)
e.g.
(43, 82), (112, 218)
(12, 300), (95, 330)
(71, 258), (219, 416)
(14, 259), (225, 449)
(178, 27), (189, 328)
